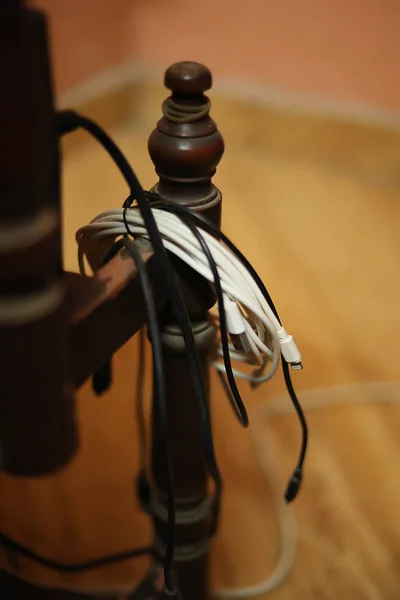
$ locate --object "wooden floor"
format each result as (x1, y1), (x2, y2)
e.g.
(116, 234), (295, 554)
(1, 89), (400, 599)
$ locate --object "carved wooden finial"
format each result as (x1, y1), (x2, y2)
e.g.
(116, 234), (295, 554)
(148, 61), (224, 225)
(164, 61), (212, 95)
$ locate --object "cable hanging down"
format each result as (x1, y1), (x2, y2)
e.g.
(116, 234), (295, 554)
(53, 110), (308, 599)
(0, 108), (309, 598)
(76, 200), (308, 500)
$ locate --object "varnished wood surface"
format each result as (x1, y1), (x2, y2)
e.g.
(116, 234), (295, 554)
(0, 93), (399, 598)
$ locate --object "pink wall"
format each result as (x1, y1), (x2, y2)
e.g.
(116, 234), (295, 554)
(30, 0), (132, 92)
(32, 0), (400, 113)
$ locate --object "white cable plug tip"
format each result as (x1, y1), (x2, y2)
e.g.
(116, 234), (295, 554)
(291, 362), (303, 371)
(223, 294), (252, 353)
(224, 295), (246, 335)
(277, 327), (303, 369)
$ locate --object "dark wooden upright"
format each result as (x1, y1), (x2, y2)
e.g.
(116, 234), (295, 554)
(0, 0), (78, 477)
(148, 62), (224, 600)
(0, 3), (225, 597)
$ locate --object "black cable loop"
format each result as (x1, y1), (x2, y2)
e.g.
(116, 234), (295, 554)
(0, 530), (153, 573)
(145, 195), (308, 503)
(52, 110), (307, 588)
(122, 234), (176, 594)
(170, 214), (249, 427)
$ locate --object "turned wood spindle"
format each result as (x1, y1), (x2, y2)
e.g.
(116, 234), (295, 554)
(148, 61), (224, 226)
(148, 62), (225, 600)
(0, 2), (77, 477)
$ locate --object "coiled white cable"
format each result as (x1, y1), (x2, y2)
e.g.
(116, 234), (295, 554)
(75, 205), (312, 598)
(76, 207), (303, 385)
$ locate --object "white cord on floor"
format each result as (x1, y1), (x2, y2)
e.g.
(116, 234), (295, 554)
(213, 380), (400, 598)
(214, 417), (297, 599)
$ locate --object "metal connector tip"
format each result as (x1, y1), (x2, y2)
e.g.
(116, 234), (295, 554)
(291, 362), (303, 371)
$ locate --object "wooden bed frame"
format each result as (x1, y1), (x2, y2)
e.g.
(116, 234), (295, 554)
(0, 2), (224, 599)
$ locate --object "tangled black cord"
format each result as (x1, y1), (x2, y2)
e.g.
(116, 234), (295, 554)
(122, 213), (176, 593)
(125, 194), (308, 502)
(57, 110), (223, 591)
(0, 111), (307, 582)
(0, 530), (153, 573)
(144, 196), (308, 502)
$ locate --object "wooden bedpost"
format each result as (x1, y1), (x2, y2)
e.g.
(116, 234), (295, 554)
(0, 0), (78, 477)
(148, 61), (225, 600)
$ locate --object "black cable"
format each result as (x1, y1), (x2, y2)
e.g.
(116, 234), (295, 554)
(281, 359), (307, 501)
(160, 213), (249, 534)
(0, 530), (152, 573)
(136, 328), (147, 471)
(125, 226), (223, 537)
(56, 110), (134, 186)
(147, 197), (308, 502)
(171, 213), (249, 427)
(57, 111), (225, 586)
(57, 111), (223, 504)
(216, 370), (247, 424)
(122, 237), (176, 593)
(56, 106), (305, 551)
(91, 241), (126, 396)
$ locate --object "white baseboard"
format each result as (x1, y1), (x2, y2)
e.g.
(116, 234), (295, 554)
(57, 63), (147, 109)
(58, 60), (400, 133)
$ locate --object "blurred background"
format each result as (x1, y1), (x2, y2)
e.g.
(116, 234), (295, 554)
(29, 0), (400, 114)
(1, 1), (400, 598)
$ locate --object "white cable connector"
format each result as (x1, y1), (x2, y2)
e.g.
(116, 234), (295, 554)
(276, 327), (303, 370)
(223, 294), (252, 354)
(224, 294), (246, 335)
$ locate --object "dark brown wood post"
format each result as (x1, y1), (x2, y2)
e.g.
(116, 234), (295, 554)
(148, 62), (225, 600)
(0, 1), (78, 476)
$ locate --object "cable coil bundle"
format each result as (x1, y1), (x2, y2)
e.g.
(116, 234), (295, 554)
(77, 206), (302, 385)
(76, 199), (308, 500)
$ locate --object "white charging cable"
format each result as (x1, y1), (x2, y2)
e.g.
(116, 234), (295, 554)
(76, 207), (302, 386)
(75, 204), (311, 598)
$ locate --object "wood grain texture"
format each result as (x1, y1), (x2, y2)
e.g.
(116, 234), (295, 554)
(0, 92), (399, 598)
